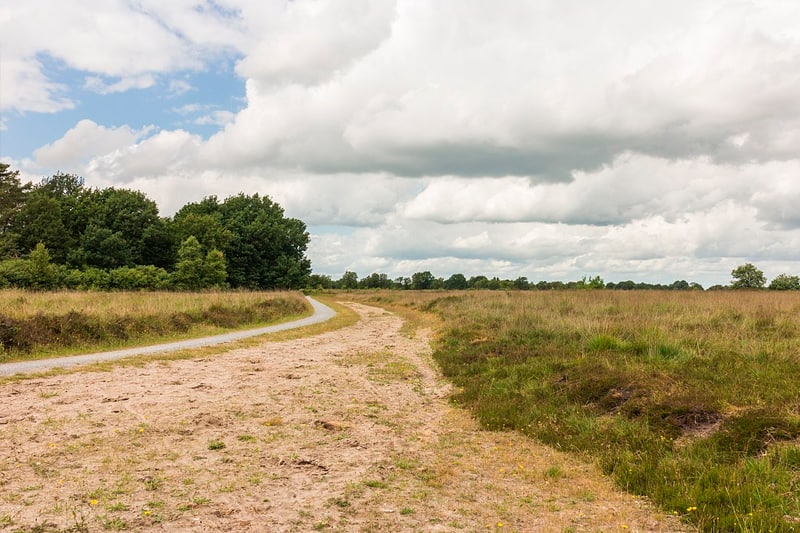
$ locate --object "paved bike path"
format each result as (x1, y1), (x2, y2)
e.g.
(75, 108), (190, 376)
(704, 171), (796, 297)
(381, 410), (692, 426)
(0, 296), (335, 377)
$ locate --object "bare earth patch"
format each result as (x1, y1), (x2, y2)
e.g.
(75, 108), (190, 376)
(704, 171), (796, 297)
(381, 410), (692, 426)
(0, 302), (692, 532)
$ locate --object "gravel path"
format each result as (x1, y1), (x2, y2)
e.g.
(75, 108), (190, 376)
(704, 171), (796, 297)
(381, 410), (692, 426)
(0, 296), (334, 377)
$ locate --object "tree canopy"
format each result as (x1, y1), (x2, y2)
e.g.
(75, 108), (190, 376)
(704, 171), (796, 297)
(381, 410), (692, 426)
(730, 263), (766, 289)
(0, 168), (311, 290)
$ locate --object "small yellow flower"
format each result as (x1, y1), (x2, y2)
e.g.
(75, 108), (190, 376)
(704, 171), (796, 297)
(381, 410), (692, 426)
(144, 510), (151, 516)
(138, 427), (144, 433)
(497, 522), (503, 528)
(90, 499), (98, 506)
(686, 506), (697, 512)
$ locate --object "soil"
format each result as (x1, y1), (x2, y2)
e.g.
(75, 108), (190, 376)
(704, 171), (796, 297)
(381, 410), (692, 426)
(0, 301), (693, 532)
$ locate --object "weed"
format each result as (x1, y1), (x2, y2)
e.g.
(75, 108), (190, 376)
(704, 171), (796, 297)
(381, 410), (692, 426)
(142, 476), (163, 492)
(329, 497), (350, 509)
(100, 515), (128, 530)
(544, 465), (565, 480)
(207, 439), (226, 451)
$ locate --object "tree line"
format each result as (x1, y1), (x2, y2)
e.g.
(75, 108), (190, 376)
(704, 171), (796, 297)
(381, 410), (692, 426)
(0, 164), (311, 290)
(309, 264), (800, 291)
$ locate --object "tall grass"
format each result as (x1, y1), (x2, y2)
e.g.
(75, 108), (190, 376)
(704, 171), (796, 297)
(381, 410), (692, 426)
(353, 290), (800, 532)
(0, 290), (308, 360)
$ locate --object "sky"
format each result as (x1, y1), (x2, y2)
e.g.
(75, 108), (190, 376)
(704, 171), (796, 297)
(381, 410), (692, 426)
(2, 0), (800, 287)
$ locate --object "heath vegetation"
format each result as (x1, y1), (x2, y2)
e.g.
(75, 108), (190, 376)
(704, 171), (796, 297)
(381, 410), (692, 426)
(0, 289), (308, 362)
(348, 289), (800, 532)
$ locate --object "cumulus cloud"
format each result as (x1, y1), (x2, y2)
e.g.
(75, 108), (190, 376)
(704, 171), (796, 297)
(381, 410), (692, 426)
(9, 0), (800, 285)
(33, 120), (153, 169)
(168, 1), (800, 183)
(0, 0), (243, 112)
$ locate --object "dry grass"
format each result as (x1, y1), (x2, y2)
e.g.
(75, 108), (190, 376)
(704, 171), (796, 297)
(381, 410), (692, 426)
(0, 289), (304, 319)
(0, 290), (309, 362)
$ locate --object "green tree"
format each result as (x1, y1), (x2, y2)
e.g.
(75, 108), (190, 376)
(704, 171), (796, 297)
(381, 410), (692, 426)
(12, 194), (72, 262)
(170, 210), (232, 257)
(0, 163), (31, 257)
(75, 188), (161, 268)
(360, 272), (392, 289)
(172, 236), (206, 290)
(512, 276), (530, 290)
(768, 273), (800, 291)
(28, 242), (56, 290)
(444, 273), (468, 290)
(339, 271), (359, 289)
(306, 274), (333, 289)
(203, 248), (228, 288)
(184, 194), (310, 289)
(10, 173), (93, 264)
(730, 263), (766, 289)
(411, 271), (435, 290)
(469, 275), (489, 289)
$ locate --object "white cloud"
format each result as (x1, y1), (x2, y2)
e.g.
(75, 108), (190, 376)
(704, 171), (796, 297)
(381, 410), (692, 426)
(0, 56), (73, 113)
(33, 120), (153, 169)
(84, 129), (203, 184)
(0, 0), (244, 113)
(194, 110), (235, 127)
(9, 1), (800, 285)
(235, 0), (395, 87)
(84, 74), (157, 94)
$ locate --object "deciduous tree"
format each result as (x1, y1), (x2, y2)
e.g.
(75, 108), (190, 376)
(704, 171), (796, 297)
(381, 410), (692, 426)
(731, 263), (766, 289)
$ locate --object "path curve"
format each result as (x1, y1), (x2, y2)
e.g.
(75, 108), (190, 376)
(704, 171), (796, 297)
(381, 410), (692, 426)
(0, 295), (335, 377)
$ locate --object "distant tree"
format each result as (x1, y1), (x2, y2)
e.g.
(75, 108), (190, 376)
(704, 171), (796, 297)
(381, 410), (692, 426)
(444, 273), (468, 290)
(306, 274), (333, 290)
(468, 275), (489, 289)
(360, 272), (393, 289)
(670, 280), (690, 290)
(512, 276), (530, 290)
(769, 273), (800, 291)
(411, 271), (435, 290)
(730, 263), (766, 289)
(339, 271), (359, 289)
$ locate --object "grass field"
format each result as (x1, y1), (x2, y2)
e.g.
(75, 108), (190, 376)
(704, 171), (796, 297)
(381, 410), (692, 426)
(0, 290), (309, 362)
(349, 290), (800, 532)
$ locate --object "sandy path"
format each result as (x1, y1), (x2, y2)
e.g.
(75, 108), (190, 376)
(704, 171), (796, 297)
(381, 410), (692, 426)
(0, 302), (691, 532)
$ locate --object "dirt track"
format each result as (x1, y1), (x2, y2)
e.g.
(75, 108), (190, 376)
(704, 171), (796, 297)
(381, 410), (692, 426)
(0, 302), (691, 532)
